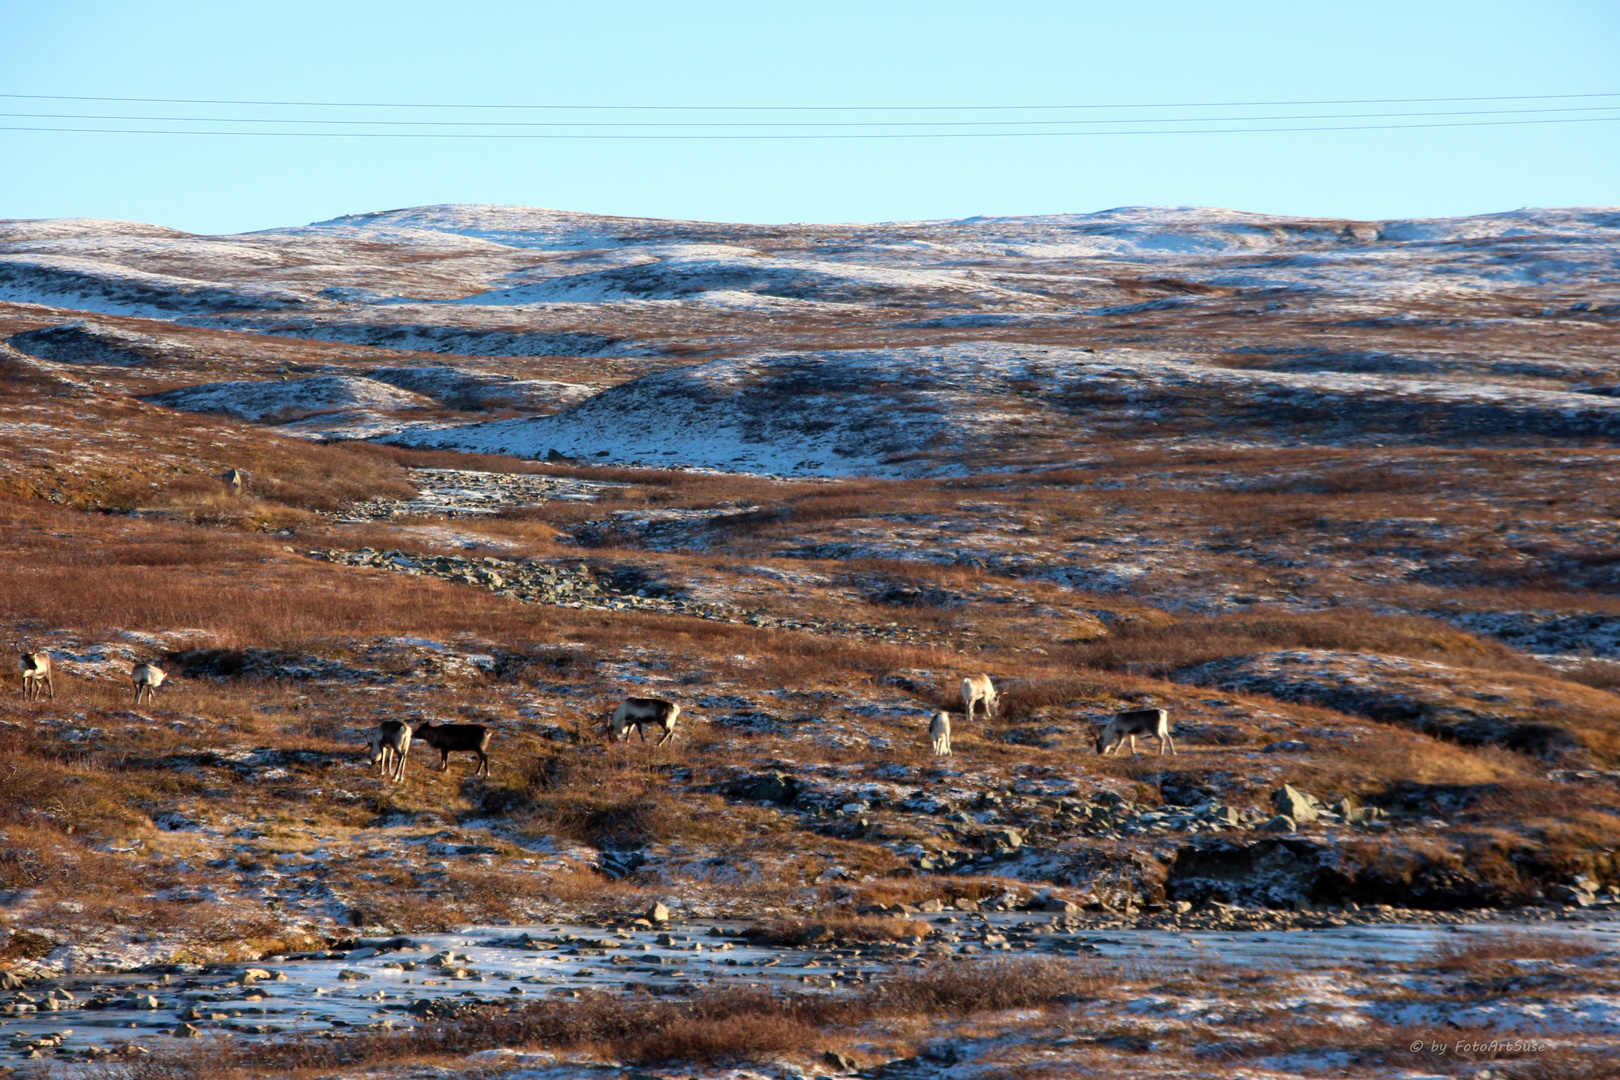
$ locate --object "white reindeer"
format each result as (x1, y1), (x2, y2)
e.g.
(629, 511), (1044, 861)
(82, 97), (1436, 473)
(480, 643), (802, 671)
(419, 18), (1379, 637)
(605, 698), (680, 746)
(929, 711), (952, 757)
(961, 674), (998, 722)
(368, 720), (412, 783)
(17, 647), (53, 702)
(1097, 708), (1176, 756)
(131, 662), (167, 705)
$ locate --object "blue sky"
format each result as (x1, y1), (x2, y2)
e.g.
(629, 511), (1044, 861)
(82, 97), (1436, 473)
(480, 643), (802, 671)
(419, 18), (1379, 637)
(1, 1), (1616, 233)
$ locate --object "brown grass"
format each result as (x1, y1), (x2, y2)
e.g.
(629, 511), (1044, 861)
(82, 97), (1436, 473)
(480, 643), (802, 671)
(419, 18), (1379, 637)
(1428, 931), (1602, 972)
(1064, 609), (1551, 679)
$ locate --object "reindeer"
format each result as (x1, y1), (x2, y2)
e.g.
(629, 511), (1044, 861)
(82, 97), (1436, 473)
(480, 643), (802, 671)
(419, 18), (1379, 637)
(411, 721), (492, 778)
(604, 698), (680, 746)
(1097, 708), (1176, 756)
(961, 674), (998, 721)
(131, 662), (167, 705)
(17, 647), (53, 702)
(929, 711), (952, 757)
(368, 720), (412, 783)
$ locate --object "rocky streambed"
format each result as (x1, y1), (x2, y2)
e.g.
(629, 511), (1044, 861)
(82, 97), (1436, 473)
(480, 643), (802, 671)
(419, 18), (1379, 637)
(331, 467), (626, 522)
(4, 912), (1619, 1068)
(308, 547), (952, 645)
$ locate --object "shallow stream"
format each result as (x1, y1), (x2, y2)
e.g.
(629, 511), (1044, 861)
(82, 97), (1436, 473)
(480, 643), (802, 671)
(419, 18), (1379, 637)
(5, 912), (1618, 1064)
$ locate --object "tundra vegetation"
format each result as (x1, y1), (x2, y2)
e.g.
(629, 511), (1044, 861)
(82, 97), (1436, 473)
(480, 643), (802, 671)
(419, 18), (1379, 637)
(0, 205), (1618, 1075)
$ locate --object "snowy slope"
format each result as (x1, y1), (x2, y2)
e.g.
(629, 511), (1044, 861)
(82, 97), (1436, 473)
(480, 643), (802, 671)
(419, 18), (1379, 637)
(386, 343), (1620, 476)
(144, 374), (433, 421)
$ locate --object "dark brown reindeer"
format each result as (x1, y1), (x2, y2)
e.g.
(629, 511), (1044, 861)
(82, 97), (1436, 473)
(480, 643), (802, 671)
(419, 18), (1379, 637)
(411, 721), (492, 778)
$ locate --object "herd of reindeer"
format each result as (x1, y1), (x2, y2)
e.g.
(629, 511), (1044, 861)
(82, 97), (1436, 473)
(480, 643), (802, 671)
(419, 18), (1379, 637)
(16, 646), (1178, 787)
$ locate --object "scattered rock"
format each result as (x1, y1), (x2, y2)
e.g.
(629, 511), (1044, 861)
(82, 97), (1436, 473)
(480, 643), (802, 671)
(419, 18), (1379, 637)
(646, 901), (671, 923)
(172, 1023), (201, 1038)
(1260, 815), (1297, 833)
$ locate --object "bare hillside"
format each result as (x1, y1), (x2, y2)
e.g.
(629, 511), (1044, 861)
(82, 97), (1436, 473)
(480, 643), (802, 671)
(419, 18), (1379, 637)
(1, 203), (1619, 1076)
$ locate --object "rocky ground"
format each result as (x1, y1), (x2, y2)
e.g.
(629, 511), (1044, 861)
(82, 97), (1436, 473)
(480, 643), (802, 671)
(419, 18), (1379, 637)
(1, 203), (1619, 1076)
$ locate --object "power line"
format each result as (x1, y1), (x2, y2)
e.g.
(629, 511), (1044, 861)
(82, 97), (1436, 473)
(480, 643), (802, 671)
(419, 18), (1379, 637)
(0, 90), (1616, 112)
(4, 104), (1618, 129)
(3, 115), (1617, 139)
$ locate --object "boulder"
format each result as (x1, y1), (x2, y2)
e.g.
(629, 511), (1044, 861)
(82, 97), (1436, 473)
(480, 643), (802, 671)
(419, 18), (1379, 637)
(172, 1023), (201, 1038)
(728, 770), (798, 804)
(646, 901), (671, 924)
(1262, 740), (1310, 753)
(824, 1050), (858, 1073)
(1271, 784), (1320, 824)
(1260, 815), (1297, 832)
(986, 827), (1023, 850)
(1042, 898), (1081, 914)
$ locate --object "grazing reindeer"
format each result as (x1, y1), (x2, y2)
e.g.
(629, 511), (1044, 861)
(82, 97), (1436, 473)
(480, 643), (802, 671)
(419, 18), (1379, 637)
(17, 647), (53, 702)
(605, 698), (680, 746)
(368, 720), (412, 783)
(929, 711), (952, 757)
(131, 662), (167, 705)
(411, 721), (492, 778)
(1097, 708), (1176, 756)
(961, 674), (998, 722)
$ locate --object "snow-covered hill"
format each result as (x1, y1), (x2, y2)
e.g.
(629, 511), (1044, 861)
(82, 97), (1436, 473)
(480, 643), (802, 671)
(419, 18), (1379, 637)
(5, 201), (1619, 472)
(388, 343), (1620, 476)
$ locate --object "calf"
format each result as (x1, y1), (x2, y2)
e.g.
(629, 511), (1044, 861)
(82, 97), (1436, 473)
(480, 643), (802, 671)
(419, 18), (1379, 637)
(412, 721), (492, 777)
(961, 674), (997, 721)
(605, 697), (680, 746)
(368, 720), (412, 783)
(1097, 708), (1175, 756)
(929, 711), (952, 757)
(17, 648), (53, 702)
